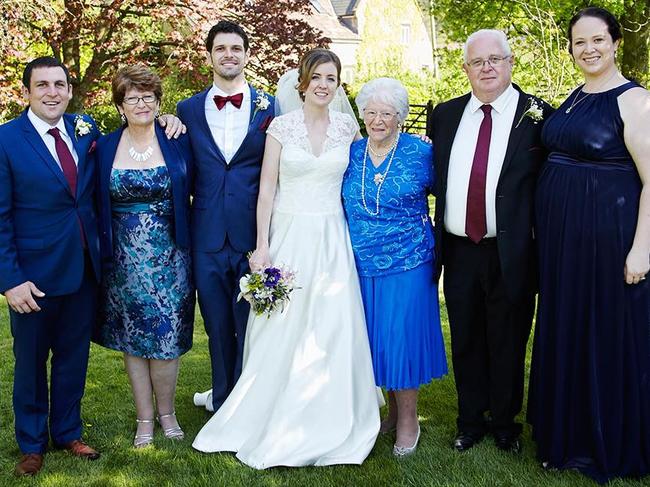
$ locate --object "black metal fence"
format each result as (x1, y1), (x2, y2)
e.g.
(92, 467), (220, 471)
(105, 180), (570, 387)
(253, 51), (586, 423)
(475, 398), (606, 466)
(403, 101), (432, 134)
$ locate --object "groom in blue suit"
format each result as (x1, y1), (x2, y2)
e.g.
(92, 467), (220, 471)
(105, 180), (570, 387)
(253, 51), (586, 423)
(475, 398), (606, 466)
(177, 21), (274, 411)
(0, 57), (103, 476)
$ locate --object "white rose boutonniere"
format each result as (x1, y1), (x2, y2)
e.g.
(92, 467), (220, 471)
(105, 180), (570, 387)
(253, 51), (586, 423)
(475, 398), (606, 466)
(74, 115), (93, 139)
(515, 97), (544, 128)
(253, 92), (270, 118)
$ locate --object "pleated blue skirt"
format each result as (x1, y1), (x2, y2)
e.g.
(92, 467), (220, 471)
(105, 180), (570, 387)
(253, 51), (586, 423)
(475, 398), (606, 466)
(359, 261), (447, 390)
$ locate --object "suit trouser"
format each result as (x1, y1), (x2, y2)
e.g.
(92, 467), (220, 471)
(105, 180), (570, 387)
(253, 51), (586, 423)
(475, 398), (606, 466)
(193, 239), (250, 412)
(11, 254), (97, 454)
(442, 233), (534, 437)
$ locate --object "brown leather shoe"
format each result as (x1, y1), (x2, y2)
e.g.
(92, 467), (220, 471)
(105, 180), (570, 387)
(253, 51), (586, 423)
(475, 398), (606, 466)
(61, 439), (100, 460)
(15, 453), (43, 476)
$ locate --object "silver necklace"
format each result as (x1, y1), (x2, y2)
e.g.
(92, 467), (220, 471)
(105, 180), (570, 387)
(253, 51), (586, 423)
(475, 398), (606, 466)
(127, 131), (154, 162)
(565, 89), (591, 114)
(360, 134), (399, 216)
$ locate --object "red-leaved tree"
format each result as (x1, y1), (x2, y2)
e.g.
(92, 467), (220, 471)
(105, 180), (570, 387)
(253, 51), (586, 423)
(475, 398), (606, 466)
(0, 0), (329, 120)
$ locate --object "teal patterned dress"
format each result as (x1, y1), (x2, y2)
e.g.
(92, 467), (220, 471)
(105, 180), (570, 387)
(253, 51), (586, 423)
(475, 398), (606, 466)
(96, 166), (194, 359)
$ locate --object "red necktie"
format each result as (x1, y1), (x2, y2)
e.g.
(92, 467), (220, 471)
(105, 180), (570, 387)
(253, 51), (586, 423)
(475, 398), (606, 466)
(48, 127), (86, 247)
(213, 93), (244, 110)
(47, 127), (77, 196)
(465, 104), (492, 243)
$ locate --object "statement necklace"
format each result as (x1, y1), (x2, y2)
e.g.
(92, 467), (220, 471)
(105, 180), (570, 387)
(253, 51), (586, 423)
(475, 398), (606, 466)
(127, 131), (154, 162)
(360, 134), (400, 216)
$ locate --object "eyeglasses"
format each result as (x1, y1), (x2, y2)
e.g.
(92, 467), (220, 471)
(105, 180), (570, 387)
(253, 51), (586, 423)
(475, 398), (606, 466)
(123, 95), (157, 105)
(364, 110), (397, 121)
(466, 55), (511, 70)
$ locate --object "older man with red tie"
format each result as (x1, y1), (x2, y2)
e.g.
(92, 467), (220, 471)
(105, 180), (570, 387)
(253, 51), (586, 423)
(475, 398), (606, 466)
(427, 29), (552, 453)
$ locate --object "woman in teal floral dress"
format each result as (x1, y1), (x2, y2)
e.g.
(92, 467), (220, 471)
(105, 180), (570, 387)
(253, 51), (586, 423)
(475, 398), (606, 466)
(95, 65), (194, 447)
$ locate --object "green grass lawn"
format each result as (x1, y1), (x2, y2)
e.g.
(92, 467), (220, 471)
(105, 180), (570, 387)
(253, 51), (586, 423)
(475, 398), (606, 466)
(0, 298), (646, 487)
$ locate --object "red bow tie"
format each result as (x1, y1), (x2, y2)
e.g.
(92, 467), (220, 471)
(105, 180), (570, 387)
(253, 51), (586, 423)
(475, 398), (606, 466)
(213, 93), (244, 110)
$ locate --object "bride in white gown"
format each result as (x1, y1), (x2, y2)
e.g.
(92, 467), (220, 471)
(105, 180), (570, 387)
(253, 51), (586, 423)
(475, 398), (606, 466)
(192, 49), (380, 468)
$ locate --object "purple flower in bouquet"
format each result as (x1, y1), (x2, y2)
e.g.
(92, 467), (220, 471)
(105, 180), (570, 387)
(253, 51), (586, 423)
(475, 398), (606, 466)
(264, 267), (282, 287)
(237, 264), (299, 317)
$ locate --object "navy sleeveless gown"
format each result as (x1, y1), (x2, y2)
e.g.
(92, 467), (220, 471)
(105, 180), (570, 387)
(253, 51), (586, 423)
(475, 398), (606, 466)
(529, 81), (650, 483)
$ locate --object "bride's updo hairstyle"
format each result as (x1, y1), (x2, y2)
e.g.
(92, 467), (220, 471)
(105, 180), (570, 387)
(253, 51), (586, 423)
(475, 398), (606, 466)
(296, 48), (342, 101)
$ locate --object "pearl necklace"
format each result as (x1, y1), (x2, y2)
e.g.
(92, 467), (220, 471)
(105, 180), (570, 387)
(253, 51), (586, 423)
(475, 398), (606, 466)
(126, 131), (154, 162)
(368, 137), (398, 158)
(360, 134), (399, 216)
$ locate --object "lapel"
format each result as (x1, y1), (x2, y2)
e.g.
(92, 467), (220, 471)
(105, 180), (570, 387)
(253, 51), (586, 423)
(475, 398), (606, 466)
(156, 124), (179, 179)
(438, 94), (470, 196)
(229, 84), (264, 164)
(20, 111), (73, 196)
(497, 85), (531, 185)
(99, 128), (122, 196)
(194, 88), (227, 166)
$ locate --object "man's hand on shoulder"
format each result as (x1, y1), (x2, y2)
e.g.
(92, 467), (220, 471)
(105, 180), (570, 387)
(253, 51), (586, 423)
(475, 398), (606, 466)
(5, 281), (45, 313)
(157, 115), (187, 139)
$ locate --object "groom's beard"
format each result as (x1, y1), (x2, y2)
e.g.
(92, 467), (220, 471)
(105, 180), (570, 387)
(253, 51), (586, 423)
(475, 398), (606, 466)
(215, 64), (245, 82)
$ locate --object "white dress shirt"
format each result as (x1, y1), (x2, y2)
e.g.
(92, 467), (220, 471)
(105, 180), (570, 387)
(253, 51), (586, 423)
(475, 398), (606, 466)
(27, 108), (79, 167)
(205, 83), (251, 164)
(444, 84), (519, 237)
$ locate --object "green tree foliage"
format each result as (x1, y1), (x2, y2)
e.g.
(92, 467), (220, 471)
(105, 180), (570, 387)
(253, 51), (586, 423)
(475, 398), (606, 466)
(427, 0), (648, 106)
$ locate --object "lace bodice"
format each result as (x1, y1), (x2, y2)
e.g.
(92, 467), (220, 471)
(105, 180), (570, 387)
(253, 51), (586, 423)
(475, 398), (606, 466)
(267, 109), (357, 215)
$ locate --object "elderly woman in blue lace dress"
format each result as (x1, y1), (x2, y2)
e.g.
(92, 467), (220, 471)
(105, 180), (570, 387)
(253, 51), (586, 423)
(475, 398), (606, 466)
(342, 78), (447, 457)
(95, 64), (194, 448)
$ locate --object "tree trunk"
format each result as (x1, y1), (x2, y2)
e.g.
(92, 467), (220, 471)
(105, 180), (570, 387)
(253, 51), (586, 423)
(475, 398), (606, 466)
(621, 0), (650, 84)
(61, 0), (84, 112)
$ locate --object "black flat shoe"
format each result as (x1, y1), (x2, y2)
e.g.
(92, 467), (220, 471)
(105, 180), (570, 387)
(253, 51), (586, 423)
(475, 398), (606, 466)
(494, 434), (521, 453)
(452, 432), (483, 452)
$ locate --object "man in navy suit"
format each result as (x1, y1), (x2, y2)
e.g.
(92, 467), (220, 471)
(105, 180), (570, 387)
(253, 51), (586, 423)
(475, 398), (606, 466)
(177, 21), (274, 412)
(0, 57), (184, 477)
(0, 57), (103, 476)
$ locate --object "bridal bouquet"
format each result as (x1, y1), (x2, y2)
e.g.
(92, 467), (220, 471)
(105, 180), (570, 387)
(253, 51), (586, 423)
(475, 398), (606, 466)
(237, 265), (298, 317)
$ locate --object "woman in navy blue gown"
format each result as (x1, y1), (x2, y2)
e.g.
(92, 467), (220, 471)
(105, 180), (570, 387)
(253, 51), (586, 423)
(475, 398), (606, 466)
(529, 7), (650, 483)
(342, 78), (447, 457)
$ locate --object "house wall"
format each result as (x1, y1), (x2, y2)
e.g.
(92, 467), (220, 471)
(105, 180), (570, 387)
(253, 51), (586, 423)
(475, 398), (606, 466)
(354, 0), (433, 77)
(329, 40), (360, 84)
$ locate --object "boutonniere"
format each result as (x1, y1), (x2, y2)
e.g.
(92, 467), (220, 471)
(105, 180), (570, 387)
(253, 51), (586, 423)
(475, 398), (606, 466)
(253, 92), (270, 118)
(74, 115), (92, 139)
(515, 97), (544, 128)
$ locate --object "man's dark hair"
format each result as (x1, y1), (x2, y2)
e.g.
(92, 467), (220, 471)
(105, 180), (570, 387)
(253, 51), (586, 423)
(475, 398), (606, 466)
(22, 57), (71, 89)
(205, 20), (250, 52)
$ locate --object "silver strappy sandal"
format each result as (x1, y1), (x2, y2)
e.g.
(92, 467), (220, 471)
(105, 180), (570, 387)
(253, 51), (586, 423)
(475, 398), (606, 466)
(134, 418), (154, 448)
(156, 411), (185, 440)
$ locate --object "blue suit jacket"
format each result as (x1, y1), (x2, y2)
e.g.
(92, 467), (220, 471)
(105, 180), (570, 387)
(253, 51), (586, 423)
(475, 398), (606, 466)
(177, 85), (274, 253)
(96, 125), (193, 270)
(0, 111), (101, 295)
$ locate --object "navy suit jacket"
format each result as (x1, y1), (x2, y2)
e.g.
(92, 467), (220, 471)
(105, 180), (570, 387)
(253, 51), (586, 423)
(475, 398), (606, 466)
(0, 111), (101, 296)
(177, 85), (274, 253)
(96, 125), (193, 270)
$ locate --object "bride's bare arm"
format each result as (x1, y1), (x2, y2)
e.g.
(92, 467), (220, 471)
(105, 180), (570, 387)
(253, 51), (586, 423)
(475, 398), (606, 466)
(249, 136), (282, 271)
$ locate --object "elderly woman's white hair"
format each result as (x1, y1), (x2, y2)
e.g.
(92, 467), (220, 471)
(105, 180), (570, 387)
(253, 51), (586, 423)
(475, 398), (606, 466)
(463, 29), (512, 62)
(355, 78), (409, 124)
